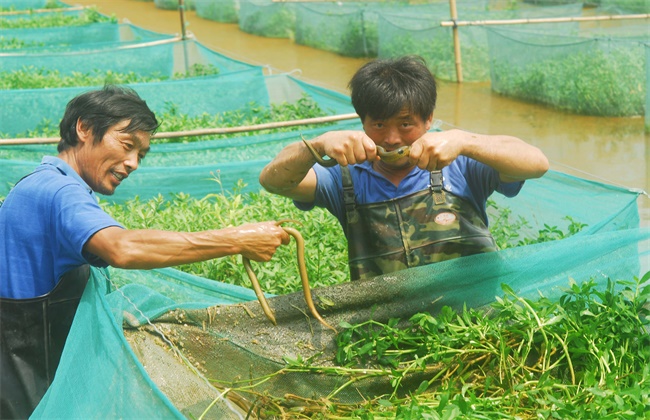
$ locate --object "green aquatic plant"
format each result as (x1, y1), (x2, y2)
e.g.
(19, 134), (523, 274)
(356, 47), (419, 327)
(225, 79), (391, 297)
(0, 36), (45, 50)
(0, 63), (219, 90)
(491, 45), (645, 117)
(240, 273), (650, 418)
(101, 186), (348, 295)
(0, 7), (116, 29)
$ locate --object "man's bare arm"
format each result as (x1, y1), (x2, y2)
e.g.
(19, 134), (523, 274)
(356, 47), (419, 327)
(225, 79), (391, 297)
(259, 140), (320, 202)
(260, 131), (377, 202)
(410, 129), (549, 182)
(84, 222), (290, 269)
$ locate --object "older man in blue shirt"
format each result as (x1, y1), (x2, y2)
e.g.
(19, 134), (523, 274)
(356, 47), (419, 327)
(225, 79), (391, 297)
(0, 85), (290, 418)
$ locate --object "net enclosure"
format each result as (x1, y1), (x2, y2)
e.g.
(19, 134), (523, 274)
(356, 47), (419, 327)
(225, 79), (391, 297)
(0, 0), (70, 10)
(0, 22), (175, 53)
(0, 2), (649, 418)
(22, 181), (650, 418)
(487, 26), (649, 118)
(194, 0), (239, 23)
(3, 108), (648, 418)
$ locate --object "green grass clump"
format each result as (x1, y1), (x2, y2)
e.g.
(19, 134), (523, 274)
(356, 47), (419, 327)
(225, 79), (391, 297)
(0, 36), (44, 50)
(101, 187), (349, 295)
(492, 45), (645, 117)
(100, 191), (585, 295)
(380, 31), (490, 82)
(0, 8), (115, 29)
(487, 199), (587, 250)
(0, 63), (219, 90)
(154, 95), (332, 144)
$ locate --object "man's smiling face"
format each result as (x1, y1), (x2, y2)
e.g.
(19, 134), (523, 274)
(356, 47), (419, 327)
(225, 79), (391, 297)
(77, 119), (151, 195)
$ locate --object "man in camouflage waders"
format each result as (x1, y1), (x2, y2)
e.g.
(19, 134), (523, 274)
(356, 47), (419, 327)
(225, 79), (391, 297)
(260, 55), (549, 281)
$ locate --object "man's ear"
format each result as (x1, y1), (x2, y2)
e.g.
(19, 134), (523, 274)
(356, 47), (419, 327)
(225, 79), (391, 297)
(76, 118), (93, 144)
(425, 113), (434, 131)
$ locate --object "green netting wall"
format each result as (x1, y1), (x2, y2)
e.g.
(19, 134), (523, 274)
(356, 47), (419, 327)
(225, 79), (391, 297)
(293, 2), (426, 59)
(195, 0), (238, 23)
(0, 8), (82, 22)
(0, 0), (69, 9)
(0, 39), (267, 137)
(0, 38), (254, 76)
(488, 27), (648, 117)
(0, 68), (266, 136)
(5, 95), (650, 420)
(597, 0), (650, 13)
(26, 198), (649, 418)
(0, 22), (173, 53)
(294, 2), (369, 58)
(154, 0), (196, 11)
(0, 71), (356, 197)
(377, 2), (582, 82)
(238, 0), (295, 38)
(293, 1), (496, 60)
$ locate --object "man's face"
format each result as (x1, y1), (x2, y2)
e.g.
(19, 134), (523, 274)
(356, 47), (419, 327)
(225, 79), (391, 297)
(362, 108), (433, 167)
(77, 120), (151, 195)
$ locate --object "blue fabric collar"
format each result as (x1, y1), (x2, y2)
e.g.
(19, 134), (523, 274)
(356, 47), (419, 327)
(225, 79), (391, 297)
(40, 156), (93, 195)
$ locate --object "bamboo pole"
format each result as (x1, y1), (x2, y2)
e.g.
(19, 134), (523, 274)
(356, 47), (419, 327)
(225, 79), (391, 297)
(0, 36), (183, 57)
(449, 0), (463, 83)
(178, 0), (190, 74)
(0, 113), (360, 146)
(179, 0), (188, 41)
(440, 13), (650, 27)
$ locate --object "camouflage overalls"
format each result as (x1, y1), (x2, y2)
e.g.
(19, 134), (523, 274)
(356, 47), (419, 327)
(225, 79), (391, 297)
(342, 167), (498, 280)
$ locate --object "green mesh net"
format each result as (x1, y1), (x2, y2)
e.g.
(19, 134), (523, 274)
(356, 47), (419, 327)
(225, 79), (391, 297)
(487, 26), (647, 117)
(377, 2), (583, 82)
(1, 4), (649, 418)
(597, 0), (650, 14)
(0, 0), (69, 10)
(154, 0), (196, 11)
(0, 22), (174, 53)
(0, 8), (84, 24)
(238, 0), (295, 38)
(195, 0), (238, 23)
(29, 218), (649, 418)
(0, 39), (282, 137)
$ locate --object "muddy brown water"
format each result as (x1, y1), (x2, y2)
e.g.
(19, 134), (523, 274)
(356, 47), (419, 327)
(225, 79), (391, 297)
(71, 0), (650, 226)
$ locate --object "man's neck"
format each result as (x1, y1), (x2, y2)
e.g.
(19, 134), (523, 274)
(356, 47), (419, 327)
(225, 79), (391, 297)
(372, 161), (416, 187)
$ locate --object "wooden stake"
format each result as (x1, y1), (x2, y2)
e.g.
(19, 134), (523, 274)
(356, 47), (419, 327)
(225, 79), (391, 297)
(449, 0), (463, 83)
(179, 0), (188, 40)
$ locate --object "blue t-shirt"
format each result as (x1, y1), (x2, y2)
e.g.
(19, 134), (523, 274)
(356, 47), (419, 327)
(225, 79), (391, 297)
(296, 155), (523, 227)
(0, 156), (123, 299)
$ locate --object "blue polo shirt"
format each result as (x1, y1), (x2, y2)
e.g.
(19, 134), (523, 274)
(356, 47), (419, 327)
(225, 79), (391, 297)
(0, 156), (122, 299)
(296, 155), (523, 228)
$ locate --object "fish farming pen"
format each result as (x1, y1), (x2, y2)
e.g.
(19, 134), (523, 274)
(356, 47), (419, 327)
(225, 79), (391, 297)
(259, 0), (650, 126)
(1, 0), (649, 418)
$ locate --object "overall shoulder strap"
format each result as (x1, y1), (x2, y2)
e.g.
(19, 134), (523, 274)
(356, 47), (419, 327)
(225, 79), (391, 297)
(340, 166), (359, 224)
(429, 170), (446, 205)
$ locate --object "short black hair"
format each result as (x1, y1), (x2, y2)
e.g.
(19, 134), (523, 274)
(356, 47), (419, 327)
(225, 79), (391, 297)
(58, 85), (159, 152)
(348, 55), (437, 122)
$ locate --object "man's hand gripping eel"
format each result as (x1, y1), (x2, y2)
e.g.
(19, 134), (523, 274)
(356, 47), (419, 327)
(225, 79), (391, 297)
(242, 221), (337, 333)
(301, 135), (410, 166)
